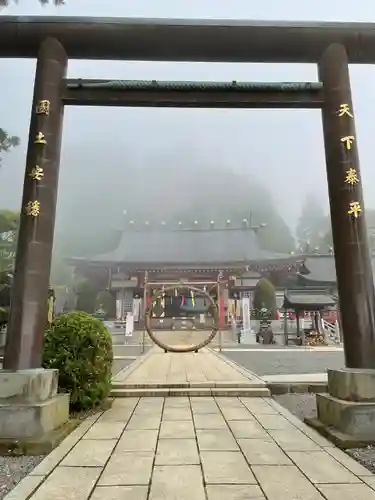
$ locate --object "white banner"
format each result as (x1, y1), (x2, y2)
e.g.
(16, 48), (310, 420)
(132, 298), (141, 322)
(125, 313), (134, 337)
(116, 299), (122, 320)
(242, 297), (251, 333)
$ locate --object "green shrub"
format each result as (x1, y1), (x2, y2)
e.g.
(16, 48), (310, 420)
(43, 310), (113, 411)
(252, 278), (277, 320)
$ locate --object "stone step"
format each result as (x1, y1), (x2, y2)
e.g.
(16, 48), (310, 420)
(111, 381), (265, 389)
(110, 387), (270, 398)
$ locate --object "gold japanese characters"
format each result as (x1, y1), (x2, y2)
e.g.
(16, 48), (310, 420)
(348, 202), (362, 219)
(34, 132), (47, 145)
(36, 99), (50, 116)
(337, 103), (353, 118)
(25, 99), (50, 217)
(338, 103), (362, 219)
(29, 165), (44, 181)
(345, 168), (359, 186)
(24, 200), (41, 217)
(341, 135), (355, 150)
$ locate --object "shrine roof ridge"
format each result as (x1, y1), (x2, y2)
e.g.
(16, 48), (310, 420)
(2, 16), (375, 62)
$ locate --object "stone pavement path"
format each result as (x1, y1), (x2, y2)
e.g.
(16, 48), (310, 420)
(6, 395), (375, 500)
(113, 348), (263, 387)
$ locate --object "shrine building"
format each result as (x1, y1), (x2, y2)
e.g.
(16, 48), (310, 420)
(68, 219), (303, 327)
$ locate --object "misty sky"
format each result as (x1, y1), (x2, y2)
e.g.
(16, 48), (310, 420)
(1, 0), (375, 233)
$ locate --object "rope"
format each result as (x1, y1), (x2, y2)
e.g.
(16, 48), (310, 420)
(67, 80), (323, 92)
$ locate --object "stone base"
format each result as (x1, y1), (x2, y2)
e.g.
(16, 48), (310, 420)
(305, 416), (375, 449)
(305, 368), (375, 447)
(0, 369), (70, 443)
(0, 419), (80, 456)
(0, 394), (69, 439)
(327, 368), (375, 401)
(0, 368), (58, 404)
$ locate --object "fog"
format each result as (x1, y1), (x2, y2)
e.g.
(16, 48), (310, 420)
(1, 0), (375, 261)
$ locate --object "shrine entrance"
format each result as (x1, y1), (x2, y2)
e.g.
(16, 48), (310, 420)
(1, 17), (375, 370)
(143, 281), (220, 354)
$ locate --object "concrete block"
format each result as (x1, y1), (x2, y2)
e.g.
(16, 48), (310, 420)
(0, 369), (58, 403)
(328, 368), (375, 402)
(317, 392), (375, 439)
(0, 393), (69, 439)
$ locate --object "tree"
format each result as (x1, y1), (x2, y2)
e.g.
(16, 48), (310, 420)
(0, 210), (18, 273)
(0, 128), (19, 166)
(74, 278), (100, 314)
(0, 0), (64, 5)
(252, 277), (277, 320)
(296, 194), (328, 252)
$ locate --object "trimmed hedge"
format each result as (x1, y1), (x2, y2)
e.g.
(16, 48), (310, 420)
(43, 310), (113, 411)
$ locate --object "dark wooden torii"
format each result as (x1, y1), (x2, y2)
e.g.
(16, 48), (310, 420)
(1, 17), (374, 370)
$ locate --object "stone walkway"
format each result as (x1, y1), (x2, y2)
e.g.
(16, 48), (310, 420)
(113, 348), (264, 387)
(5, 350), (375, 500)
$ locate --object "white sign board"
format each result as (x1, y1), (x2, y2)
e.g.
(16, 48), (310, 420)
(242, 297), (251, 333)
(125, 313), (134, 337)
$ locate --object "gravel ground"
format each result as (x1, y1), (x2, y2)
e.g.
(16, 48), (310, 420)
(274, 393), (375, 474)
(0, 456), (44, 500)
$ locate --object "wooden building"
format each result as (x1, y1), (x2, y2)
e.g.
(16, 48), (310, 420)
(68, 221), (303, 326)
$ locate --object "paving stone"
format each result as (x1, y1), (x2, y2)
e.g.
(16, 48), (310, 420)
(150, 465), (205, 500)
(3, 476), (44, 500)
(197, 429), (239, 451)
(240, 398), (278, 415)
(60, 439), (117, 467)
(162, 407), (192, 420)
(228, 420), (272, 439)
(238, 438), (292, 465)
(134, 403), (163, 416)
(317, 483), (375, 500)
(201, 451), (257, 484)
(360, 476), (375, 489)
(194, 413), (228, 430)
(159, 420), (195, 438)
(300, 426), (335, 447)
(219, 407), (253, 421)
(30, 425), (92, 475)
(206, 485), (266, 500)
(164, 397), (190, 408)
(257, 414), (295, 430)
(268, 428), (321, 451)
(29, 466), (101, 500)
(126, 415), (161, 430)
(98, 408), (134, 423)
(90, 486), (148, 500)
(215, 397), (244, 407)
(83, 422), (126, 440)
(155, 438), (200, 465)
(324, 447), (374, 476)
(111, 398), (139, 409)
(288, 451), (361, 484)
(117, 429), (158, 451)
(252, 465), (324, 499)
(191, 398), (220, 413)
(98, 451), (154, 486)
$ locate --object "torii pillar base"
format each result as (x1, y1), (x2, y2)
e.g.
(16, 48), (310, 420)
(0, 369), (74, 456)
(306, 368), (375, 448)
